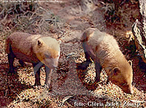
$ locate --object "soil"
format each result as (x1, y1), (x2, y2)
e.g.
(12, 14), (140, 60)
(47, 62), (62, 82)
(0, 0), (145, 108)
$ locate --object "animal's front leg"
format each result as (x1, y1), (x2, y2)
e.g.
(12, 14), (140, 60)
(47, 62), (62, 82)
(45, 66), (53, 91)
(33, 62), (43, 86)
(95, 60), (102, 82)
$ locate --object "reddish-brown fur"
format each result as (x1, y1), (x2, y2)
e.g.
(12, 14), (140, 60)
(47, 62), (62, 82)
(5, 32), (60, 89)
(81, 28), (133, 94)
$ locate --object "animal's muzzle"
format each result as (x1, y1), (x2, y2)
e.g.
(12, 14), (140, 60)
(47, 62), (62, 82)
(52, 58), (59, 68)
(123, 85), (133, 94)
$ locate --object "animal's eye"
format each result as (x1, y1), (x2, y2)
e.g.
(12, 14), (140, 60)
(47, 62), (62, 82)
(45, 54), (51, 58)
(121, 83), (127, 86)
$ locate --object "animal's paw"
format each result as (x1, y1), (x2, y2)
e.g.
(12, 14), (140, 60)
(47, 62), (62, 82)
(19, 60), (25, 67)
(76, 61), (91, 70)
(95, 78), (100, 83)
(85, 81), (99, 91)
(43, 84), (52, 91)
(8, 68), (16, 74)
(33, 85), (42, 90)
(85, 80), (102, 91)
(34, 82), (41, 86)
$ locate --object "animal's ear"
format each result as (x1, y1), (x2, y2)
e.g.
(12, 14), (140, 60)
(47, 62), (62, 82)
(128, 60), (132, 66)
(111, 67), (120, 76)
(37, 40), (43, 47)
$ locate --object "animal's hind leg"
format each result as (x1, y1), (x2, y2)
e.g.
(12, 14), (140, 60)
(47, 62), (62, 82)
(79, 43), (94, 69)
(84, 45), (102, 82)
(8, 47), (15, 73)
(82, 42), (102, 82)
(79, 51), (92, 69)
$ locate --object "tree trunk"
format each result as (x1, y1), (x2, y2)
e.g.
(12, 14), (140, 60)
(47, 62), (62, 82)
(132, 0), (146, 63)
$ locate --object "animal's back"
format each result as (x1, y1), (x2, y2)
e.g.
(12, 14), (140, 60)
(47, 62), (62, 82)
(82, 28), (126, 72)
(88, 29), (119, 53)
(5, 32), (41, 63)
(81, 28), (119, 52)
(6, 32), (31, 53)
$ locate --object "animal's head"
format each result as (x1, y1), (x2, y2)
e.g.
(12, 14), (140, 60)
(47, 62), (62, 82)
(108, 62), (133, 94)
(33, 37), (61, 68)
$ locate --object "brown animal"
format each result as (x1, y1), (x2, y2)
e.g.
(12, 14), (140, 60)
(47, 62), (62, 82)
(81, 28), (133, 94)
(5, 32), (60, 89)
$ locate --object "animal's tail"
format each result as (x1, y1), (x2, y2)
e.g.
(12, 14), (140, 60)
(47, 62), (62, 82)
(81, 28), (96, 42)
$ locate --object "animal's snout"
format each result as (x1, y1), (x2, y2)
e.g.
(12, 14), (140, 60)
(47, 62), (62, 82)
(43, 58), (58, 68)
(123, 85), (133, 94)
(52, 64), (57, 68)
(52, 58), (59, 68)
(52, 62), (58, 68)
(126, 88), (133, 94)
